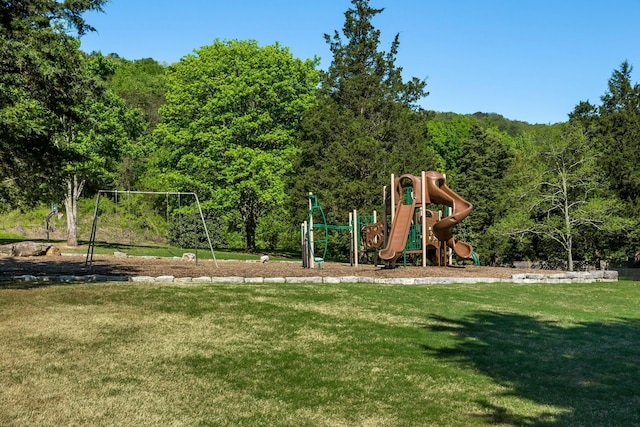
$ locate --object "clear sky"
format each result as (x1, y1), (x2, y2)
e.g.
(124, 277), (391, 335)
(79, 0), (640, 125)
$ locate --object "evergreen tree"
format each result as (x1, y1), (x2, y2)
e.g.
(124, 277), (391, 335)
(455, 124), (515, 265)
(0, 0), (107, 207)
(569, 61), (640, 264)
(296, 0), (439, 225)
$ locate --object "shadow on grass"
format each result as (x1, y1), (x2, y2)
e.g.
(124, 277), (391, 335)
(0, 255), (142, 289)
(421, 312), (640, 426)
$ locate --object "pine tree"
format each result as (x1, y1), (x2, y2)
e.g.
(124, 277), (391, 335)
(296, 0), (439, 224)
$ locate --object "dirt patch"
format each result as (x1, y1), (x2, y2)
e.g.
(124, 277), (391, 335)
(0, 254), (559, 279)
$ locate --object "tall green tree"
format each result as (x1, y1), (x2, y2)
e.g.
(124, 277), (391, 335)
(153, 39), (320, 252)
(570, 61), (640, 264)
(0, 0), (107, 207)
(296, 0), (439, 225)
(60, 79), (147, 246)
(571, 61), (640, 205)
(455, 124), (515, 265)
(426, 113), (474, 176)
(107, 57), (167, 128)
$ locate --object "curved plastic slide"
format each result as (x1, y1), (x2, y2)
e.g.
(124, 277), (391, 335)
(378, 196), (417, 262)
(424, 172), (474, 259)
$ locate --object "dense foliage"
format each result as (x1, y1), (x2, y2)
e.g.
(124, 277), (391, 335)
(0, 0), (107, 207)
(295, 0), (439, 228)
(150, 39), (319, 251)
(1, 0), (638, 267)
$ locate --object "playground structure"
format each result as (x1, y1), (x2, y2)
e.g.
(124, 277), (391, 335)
(301, 193), (365, 269)
(302, 171), (478, 268)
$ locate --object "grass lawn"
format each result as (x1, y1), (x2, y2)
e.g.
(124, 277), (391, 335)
(1, 279), (639, 426)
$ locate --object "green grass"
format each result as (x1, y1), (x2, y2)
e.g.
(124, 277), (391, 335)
(0, 230), (25, 242)
(1, 280), (639, 426)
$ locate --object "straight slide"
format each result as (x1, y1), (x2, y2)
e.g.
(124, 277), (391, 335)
(378, 200), (415, 262)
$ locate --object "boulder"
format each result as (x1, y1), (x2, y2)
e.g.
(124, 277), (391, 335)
(11, 241), (50, 257)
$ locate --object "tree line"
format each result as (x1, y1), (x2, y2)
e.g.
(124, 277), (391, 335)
(1, 0), (638, 270)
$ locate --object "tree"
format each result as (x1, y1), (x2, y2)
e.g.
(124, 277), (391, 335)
(0, 0), (107, 208)
(570, 61), (640, 205)
(426, 113), (474, 176)
(295, 0), (439, 225)
(107, 57), (167, 128)
(569, 61), (640, 264)
(455, 124), (515, 265)
(60, 82), (147, 246)
(497, 124), (625, 271)
(322, 0), (427, 114)
(153, 39), (320, 252)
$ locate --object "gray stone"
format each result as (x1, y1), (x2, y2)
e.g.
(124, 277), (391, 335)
(586, 270), (605, 279)
(547, 273), (569, 279)
(414, 277), (447, 285)
(131, 276), (155, 282)
(154, 275), (175, 282)
(337, 276), (361, 283)
(192, 276), (213, 282)
(566, 271), (591, 279)
(210, 276), (244, 283)
(104, 276), (129, 282)
(13, 275), (37, 281)
(58, 275), (81, 282)
(12, 241), (50, 257)
(385, 278), (417, 285)
(285, 276), (323, 283)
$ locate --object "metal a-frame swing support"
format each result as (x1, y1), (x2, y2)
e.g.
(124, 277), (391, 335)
(85, 190), (218, 270)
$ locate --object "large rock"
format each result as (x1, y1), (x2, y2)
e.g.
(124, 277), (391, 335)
(11, 241), (51, 257)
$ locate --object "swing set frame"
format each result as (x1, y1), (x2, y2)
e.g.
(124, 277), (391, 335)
(85, 190), (218, 269)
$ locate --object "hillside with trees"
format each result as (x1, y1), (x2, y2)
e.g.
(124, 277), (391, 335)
(1, 0), (638, 270)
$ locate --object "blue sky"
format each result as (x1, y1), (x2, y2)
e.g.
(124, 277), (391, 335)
(80, 0), (640, 124)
